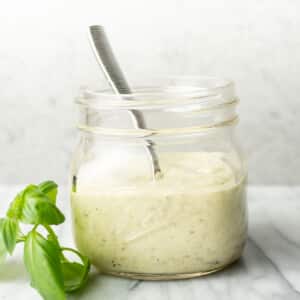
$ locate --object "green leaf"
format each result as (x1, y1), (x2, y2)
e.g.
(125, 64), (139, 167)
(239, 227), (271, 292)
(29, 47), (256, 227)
(1, 218), (19, 254)
(61, 248), (91, 293)
(24, 230), (66, 300)
(2, 181), (90, 295)
(7, 185), (64, 225)
(47, 232), (61, 251)
(61, 262), (90, 293)
(38, 181), (58, 204)
(0, 219), (7, 264)
(20, 189), (65, 225)
(7, 185), (37, 219)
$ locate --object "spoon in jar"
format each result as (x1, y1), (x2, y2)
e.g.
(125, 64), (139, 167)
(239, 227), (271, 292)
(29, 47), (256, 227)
(88, 25), (161, 178)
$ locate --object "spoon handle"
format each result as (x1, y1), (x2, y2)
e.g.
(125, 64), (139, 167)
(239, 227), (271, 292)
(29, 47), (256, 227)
(88, 25), (161, 176)
(89, 25), (131, 94)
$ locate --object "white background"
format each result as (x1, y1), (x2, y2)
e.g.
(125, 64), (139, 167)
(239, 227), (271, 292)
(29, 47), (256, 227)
(0, 0), (299, 184)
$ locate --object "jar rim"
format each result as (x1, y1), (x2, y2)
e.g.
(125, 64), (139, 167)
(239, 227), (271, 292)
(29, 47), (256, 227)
(76, 76), (236, 111)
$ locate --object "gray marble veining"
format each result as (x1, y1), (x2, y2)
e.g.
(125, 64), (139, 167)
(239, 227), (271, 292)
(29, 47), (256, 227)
(0, 185), (299, 299)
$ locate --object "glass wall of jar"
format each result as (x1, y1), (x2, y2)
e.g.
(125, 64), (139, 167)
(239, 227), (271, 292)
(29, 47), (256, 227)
(70, 76), (248, 280)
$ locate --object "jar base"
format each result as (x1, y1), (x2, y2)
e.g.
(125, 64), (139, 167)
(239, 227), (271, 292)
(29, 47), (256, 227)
(104, 257), (240, 281)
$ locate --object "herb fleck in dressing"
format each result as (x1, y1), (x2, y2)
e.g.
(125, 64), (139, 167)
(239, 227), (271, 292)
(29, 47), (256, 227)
(71, 152), (247, 276)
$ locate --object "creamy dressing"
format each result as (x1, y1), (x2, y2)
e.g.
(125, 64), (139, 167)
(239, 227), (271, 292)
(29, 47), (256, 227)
(71, 152), (247, 275)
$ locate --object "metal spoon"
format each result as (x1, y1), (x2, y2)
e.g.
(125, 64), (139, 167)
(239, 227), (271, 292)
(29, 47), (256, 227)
(88, 25), (161, 177)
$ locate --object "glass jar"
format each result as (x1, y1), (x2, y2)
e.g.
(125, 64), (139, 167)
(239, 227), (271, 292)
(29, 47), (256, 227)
(70, 76), (247, 280)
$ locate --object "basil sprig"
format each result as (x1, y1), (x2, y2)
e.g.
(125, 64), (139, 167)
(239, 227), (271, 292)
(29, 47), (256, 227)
(0, 181), (90, 300)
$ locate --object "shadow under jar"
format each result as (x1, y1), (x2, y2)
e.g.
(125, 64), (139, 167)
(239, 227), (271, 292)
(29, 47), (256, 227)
(70, 76), (248, 280)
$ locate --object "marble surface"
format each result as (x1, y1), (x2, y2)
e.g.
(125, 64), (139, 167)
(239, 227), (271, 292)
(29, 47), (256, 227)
(0, 185), (300, 299)
(1, 0), (300, 185)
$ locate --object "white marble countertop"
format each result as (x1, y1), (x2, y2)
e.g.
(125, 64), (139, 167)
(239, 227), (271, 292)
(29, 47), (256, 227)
(0, 185), (300, 300)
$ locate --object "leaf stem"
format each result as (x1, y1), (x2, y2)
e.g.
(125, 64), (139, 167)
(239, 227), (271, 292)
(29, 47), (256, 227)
(61, 247), (86, 262)
(16, 236), (26, 243)
(44, 224), (58, 240)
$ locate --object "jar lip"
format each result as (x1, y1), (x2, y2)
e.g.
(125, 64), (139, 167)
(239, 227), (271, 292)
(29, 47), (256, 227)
(76, 76), (236, 110)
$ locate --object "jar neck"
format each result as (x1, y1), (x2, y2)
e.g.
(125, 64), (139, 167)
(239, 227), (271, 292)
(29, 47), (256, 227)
(77, 101), (238, 139)
(76, 76), (238, 138)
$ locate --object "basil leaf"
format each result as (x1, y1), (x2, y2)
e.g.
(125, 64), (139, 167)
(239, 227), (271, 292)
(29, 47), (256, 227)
(47, 233), (61, 251)
(7, 185), (64, 225)
(24, 230), (65, 300)
(1, 218), (19, 254)
(61, 262), (89, 292)
(21, 189), (65, 225)
(38, 181), (58, 204)
(0, 219), (7, 264)
(61, 248), (91, 293)
(7, 185), (37, 219)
